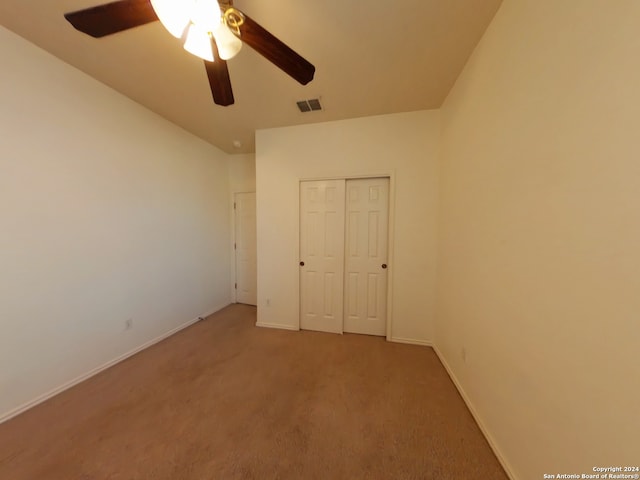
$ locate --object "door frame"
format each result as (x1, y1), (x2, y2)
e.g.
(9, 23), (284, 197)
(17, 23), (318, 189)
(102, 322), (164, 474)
(230, 190), (256, 303)
(296, 173), (396, 341)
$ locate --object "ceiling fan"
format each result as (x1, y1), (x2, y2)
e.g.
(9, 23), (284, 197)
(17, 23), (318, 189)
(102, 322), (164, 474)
(64, 0), (316, 106)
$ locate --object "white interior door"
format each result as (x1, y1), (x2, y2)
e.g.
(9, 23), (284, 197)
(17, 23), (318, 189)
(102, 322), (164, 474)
(235, 192), (257, 306)
(343, 178), (389, 336)
(299, 180), (346, 334)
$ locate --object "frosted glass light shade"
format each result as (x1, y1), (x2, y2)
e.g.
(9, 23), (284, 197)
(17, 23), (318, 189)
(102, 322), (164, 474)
(150, 0), (231, 62)
(183, 24), (214, 62)
(149, 0), (191, 38)
(191, 0), (221, 32)
(212, 23), (242, 60)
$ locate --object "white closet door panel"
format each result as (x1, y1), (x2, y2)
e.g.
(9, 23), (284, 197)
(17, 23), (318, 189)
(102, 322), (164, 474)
(343, 178), (389, 336)
(300, 180), (345, 334)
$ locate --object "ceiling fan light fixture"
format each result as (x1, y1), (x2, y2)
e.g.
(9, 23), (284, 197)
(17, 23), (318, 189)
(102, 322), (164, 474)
(151, 0), (224, 61)
(183, 24), (214, 62)
(64, 0), (316, 107)
(212, 23), (242, 60)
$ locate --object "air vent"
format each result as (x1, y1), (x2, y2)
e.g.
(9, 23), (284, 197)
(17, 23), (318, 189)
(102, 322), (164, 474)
(296, 98), (323, 112)
(296, 100), (311, 112)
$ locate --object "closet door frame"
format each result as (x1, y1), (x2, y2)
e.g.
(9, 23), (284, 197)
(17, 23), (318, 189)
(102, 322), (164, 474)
(296, 173), (396, 340)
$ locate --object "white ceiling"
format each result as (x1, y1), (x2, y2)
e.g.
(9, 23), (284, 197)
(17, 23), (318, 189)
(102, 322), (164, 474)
(0, 0), (502, 154)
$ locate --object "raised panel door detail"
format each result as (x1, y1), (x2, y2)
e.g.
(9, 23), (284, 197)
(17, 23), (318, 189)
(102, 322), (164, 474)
(367, 273), (378, 319)
(306, 211), (319, 257)
(347, 273), (359, 317)
(368, 211), (379, 258)
(324, 211), (338, 258)
(369, 186), (379, 202)
(305, 271), (318, 315)
(348, 211), (360, 257)
(324, 272), (335, 317)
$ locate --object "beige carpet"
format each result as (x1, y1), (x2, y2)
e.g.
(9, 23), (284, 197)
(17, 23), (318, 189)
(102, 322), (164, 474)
(0, 304), (508, 479)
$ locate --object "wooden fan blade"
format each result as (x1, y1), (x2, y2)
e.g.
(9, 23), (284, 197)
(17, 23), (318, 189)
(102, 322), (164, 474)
(237, 12), (315, 85)
(205, 59), (235, 106)
(64, 0), (158, 38)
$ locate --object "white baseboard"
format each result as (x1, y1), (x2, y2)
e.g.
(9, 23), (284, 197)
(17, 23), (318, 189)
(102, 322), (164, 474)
(0, 302), (231, 425)
(390, 336), (433, 347)
(255, 322), (299, 331)
(432, 345), (518, 480)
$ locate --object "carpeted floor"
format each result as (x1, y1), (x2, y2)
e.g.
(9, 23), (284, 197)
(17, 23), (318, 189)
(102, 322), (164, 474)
(0, 304), (508, 479)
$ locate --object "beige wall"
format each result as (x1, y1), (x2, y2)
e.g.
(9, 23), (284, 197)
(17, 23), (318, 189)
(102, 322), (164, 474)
(227, 153), (256, 193)
(438, 1), (640, 478)
(0, 26), (232, 420)
(255, 111), (439, 343)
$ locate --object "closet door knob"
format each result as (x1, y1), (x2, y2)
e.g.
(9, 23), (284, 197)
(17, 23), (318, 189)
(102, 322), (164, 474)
(300, 261), (305, 266)
(381, 264), (387, 269)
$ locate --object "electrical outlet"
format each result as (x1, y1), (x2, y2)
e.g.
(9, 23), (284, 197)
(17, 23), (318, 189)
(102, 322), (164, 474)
(125, 318), (133, 330)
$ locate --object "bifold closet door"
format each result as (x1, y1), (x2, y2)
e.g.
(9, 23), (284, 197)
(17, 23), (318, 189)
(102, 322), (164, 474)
(343, 178), (389, 336)
(299, 180), (346, 334)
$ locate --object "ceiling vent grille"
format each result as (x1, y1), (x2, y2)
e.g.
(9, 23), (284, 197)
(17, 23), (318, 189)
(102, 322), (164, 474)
(296, 98), (323, 112)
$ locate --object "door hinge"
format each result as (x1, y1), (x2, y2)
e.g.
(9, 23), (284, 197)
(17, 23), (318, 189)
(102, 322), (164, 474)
(233, 202), (236, 209)
(234, 242), (236, 250)
(234, 283), (237, 289)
